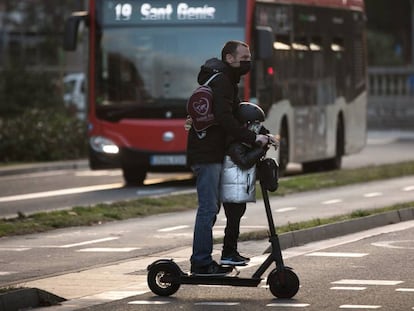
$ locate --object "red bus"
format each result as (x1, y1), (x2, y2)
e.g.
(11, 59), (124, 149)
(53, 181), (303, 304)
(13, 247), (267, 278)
(64, 0), (367, 184)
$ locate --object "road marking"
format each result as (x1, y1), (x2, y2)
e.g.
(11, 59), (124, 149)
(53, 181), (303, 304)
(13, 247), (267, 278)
(0, 247), (30, 251)
(322, 199), (343, 205)
(363, 192), (383, 198)
(153, 233), (193, 239)
(77, 247), (140, 252)
(267, 303), (310, 307)
(194, 302), (240, 306)
(371, 240), (414, 250)
(403, 185), (414, 191)
(75, 170), (122, 177)
(86, 291), (146, 300)
(396, 288), (414, 292)
(306, 252), (368, 258)
(339, 305), (381, 309)
(275, 207), (297, 213)
(0, 271), (15, 276)
(0, 183), (124, 202)
(332, 279), (403, 286)
(128, 300), (170, 305)
(59, 237), (119, 248)
(331, 286), (366, 291)
(158, 225), (189, 232)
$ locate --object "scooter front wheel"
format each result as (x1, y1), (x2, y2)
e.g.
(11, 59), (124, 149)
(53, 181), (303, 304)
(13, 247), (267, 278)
(147, 262), (181, 296)
(267, 268), (300, 298)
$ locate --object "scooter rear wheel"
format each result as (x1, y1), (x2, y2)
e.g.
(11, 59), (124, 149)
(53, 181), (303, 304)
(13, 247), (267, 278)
(147, 262), (181, 296)
(267, 268), (300, 298)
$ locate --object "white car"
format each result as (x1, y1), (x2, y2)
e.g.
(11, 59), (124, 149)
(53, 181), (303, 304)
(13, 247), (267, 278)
(63, 73), (86, 120)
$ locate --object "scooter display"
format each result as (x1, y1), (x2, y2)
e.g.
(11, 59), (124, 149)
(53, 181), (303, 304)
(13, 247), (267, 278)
(146, 157), (300, 299)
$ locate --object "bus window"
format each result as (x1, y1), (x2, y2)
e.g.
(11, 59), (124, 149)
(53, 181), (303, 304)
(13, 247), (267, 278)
(273, 35), (291, 50)
(331, 37), (345, 53)
(310, 36), (322, 51)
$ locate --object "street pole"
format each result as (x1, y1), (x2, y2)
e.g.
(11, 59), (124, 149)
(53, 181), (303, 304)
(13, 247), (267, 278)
(411, 0), (414, 65)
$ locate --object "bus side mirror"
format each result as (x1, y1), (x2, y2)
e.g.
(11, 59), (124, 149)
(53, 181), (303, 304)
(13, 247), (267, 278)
(63, 11), (88, 51)
(255, 26), (273, 60)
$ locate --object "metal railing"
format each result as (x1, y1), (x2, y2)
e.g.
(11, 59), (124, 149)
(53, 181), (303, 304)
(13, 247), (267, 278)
(369, 66), (414, 97)
(367, 66), (414, 129)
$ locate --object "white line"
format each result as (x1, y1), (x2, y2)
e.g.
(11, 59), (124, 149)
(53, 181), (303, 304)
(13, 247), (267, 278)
(322, 199), (343, 205)
(158, 225), (189, 232)
(331, 286), (366, 291)
(0, 183), (124, 202)
(340, 305), (381, 309)
(194, 302), (240, 306)
(306, 252), (368, 258)
(403, 185), (414, 191)
(371, 240), (414, 250)
(363, 192), (383, 198)
(0, 247), (30, 251)
(128, 301), (170, 305)
(396, 288), (414, 292)
(0, 272), (15, 276)
(275, 207), (297, 213)
(77, 247), (140, 252)
(59, 237), (119, 248)
(87, 291), (146, 300)
(267, 303), (310, 307)
(332, 279), (403, 286)
(75, 170), (122, 177)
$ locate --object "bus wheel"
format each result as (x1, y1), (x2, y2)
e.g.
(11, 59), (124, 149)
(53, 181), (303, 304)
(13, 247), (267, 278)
(278, 121), (289, 177)
(122, 166), (147, 186)
(324, 117), (344, 170)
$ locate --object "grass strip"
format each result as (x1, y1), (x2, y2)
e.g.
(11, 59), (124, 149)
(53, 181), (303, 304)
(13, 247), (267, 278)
(1, 161), (414, 238)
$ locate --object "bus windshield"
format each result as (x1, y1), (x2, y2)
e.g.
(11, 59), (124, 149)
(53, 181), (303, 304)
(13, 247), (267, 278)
(94, 0), (246, 120)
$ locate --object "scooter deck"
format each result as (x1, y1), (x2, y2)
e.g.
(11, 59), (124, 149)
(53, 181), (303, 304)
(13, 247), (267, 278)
(180, 274), (262, 287)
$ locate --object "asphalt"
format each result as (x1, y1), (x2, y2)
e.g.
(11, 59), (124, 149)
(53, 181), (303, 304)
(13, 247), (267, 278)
(1, 132), (414, 310)
(2, 208), (413, 311)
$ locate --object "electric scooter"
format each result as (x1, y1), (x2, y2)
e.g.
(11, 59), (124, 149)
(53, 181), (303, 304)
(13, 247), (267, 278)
(146, 157), (300, 299)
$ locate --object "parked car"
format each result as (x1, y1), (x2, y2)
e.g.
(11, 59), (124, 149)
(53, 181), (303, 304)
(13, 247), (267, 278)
(63, 72), (86, 120)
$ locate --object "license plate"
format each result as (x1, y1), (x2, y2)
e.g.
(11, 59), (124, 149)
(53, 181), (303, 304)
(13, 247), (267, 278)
(150, 155), (187, 166)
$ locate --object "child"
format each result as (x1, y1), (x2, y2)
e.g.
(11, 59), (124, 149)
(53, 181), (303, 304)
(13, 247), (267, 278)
(220, 102), (278, 265)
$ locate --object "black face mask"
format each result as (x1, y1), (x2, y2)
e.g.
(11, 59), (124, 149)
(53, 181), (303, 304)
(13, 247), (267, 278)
(231, 60), (251, 77)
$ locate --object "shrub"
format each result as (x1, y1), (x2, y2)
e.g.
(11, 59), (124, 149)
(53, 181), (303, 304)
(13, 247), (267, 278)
(0, 109), (87, 162)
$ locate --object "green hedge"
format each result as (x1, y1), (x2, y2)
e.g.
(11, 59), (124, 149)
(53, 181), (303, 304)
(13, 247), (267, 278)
(0, 109), (87, 162)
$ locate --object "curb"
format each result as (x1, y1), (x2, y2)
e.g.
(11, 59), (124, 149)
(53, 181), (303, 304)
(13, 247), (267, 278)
(267, 206), (414, 253)
(0, 160), (88, 177)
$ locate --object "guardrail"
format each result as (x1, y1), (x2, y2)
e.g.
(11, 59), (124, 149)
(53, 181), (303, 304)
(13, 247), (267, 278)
(368, 66), (414, 129)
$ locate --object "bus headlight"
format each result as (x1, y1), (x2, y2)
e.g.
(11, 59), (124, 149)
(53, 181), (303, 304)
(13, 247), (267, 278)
(90, 136), (119, 154)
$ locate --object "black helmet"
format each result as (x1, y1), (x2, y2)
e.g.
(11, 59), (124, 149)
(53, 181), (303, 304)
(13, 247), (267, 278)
(237, 102), (265, 123)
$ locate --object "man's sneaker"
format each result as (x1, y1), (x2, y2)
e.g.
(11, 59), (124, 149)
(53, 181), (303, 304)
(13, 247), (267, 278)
(220, 252), (250, 266)
(191, 261), (233, 276)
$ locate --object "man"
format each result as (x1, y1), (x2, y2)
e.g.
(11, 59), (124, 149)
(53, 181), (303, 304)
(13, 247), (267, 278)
(186, 40), (271, 276)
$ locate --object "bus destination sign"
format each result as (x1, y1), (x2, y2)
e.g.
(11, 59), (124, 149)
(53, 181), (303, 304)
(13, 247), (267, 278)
(103, 0), (239, 25)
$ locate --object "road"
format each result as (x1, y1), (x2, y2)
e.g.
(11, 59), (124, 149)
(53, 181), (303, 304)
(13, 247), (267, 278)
(36, 221), (414, 311)
(0, 130), (413, 310)
(1, 130), (414, 219)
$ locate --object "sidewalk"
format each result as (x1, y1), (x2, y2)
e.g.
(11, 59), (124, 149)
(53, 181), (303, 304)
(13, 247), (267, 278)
(4, 207), (414, 311)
